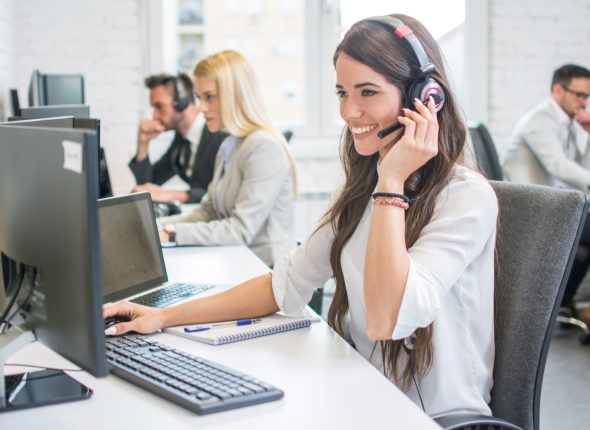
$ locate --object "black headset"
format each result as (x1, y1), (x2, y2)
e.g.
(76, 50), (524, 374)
(172, 74), (192, 112)
(367, 16), (446, 113)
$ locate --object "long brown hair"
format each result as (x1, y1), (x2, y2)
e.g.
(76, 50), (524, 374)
(324, 14), (467, 389)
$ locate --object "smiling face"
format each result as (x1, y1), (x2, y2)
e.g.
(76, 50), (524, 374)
(194, 77), (224, 132)
(335, 53), (404, 158)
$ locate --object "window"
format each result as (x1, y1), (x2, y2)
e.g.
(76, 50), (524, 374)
(160, 0), (465, 140)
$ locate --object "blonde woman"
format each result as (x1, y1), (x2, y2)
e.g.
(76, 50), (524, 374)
(159, 50), (297, 267)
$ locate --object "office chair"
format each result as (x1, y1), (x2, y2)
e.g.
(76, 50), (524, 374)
(468, 122), (504, 181)
(436, 182), (589, 430)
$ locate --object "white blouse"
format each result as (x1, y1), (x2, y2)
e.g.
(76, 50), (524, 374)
(272, 165), (497, 417)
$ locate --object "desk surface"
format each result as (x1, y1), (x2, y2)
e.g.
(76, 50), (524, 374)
(4, 246), (438, 429)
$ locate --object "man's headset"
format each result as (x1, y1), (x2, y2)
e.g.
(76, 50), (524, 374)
(172, 74), (193, 112)
(365, 16), (446, 139)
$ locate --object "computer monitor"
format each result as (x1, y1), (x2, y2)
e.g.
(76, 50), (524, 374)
(20, 105), (90, 119)
(9, 89), (21, 117)
(0, 124), (107, 412)
(4, 115), (113, 199)
(28, 70), (85, 106)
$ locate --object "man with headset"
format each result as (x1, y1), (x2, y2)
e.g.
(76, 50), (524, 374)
(503, 63), (590, 324)
(129, 73), (227, 203)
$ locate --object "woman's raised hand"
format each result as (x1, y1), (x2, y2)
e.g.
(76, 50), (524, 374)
(377, 96), (439, 188)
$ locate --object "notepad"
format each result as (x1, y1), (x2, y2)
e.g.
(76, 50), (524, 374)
(165, 312), (317, 345)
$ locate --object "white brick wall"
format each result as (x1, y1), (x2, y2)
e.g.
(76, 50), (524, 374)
(0, 0), (15, 118)
(8, 0), (146, 193)
(488, 0), (590, 157)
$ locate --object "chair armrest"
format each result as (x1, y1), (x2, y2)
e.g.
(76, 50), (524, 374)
(434, 413), (523, 430)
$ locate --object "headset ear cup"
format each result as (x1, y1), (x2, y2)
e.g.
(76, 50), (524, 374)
(408, 78), (445, 113)
(407, 79), (424, 106)
(173, 76), (191, 112)
(173, 98), (189, 112)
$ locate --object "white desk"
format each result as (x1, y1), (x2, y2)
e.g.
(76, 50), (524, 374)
(3, 246), (439, 429)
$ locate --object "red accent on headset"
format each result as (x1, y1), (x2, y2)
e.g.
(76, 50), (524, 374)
(394, 25), (413, 39)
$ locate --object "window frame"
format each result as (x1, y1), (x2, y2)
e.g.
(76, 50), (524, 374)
(141, 0), (481, 144)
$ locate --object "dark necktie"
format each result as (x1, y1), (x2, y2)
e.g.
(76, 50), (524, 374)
(178, 137), (192, 176)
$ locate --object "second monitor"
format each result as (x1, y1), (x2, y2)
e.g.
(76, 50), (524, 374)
(28, 69), (85, 106)
(5, 114), (113, 199)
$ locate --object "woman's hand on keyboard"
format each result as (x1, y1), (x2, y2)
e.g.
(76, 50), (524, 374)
(103, 301), (165, 335)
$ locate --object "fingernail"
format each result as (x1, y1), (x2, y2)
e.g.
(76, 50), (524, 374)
(414, 98), (423, 105)
(105, 327), (117, 336)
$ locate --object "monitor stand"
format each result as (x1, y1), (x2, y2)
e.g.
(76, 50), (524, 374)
(0, 325), (93, 412)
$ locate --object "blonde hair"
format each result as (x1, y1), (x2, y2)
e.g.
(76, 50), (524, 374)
(194, 50), (297, 193)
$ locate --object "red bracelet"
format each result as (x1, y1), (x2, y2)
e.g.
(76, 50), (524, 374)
(372, 196), (410, 210)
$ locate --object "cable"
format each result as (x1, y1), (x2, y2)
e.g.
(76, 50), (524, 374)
(0, 264), (25, 329)
(4, 363), (83, 372)
(1, 268), (38, 334)
(410, 362), (426, 412)
(404, 334), (426, 413)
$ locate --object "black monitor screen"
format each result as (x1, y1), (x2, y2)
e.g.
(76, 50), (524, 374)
(44, 74), (85, 105)
(99, 193), (166, 303)
(27, 70), (85, 106)
(0, 124), (107, 379)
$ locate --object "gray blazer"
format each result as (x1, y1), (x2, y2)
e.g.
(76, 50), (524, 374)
(162, 130), (295, 266)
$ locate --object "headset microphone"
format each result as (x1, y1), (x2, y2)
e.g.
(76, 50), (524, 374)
(377, 121), (404, 139)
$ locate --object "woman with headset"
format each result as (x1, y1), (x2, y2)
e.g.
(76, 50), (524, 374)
(157, 50), (297, 267)
(106, 15), (497, 417)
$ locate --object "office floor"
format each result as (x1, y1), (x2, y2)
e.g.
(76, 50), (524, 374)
(542, 325), (590, 429)
(320, 289), (590, 429)
(541, 274), (590, 429)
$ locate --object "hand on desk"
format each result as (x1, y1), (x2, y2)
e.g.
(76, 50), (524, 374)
(131, 183), (189, 203)
(103, 301), (165, 336)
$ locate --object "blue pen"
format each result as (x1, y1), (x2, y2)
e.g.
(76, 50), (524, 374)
(184, 318), (261, 333)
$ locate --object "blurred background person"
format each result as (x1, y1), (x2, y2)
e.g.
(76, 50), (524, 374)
(129, 73), (227, 203)
(159, 51), (297, 266)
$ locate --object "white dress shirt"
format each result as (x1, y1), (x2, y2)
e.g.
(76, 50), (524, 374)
(503, 98), (590, 190)
(272, 165), (497, 417)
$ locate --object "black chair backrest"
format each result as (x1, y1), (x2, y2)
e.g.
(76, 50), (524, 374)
(469, 122), (503, 180)
(490, 181), (588, 430)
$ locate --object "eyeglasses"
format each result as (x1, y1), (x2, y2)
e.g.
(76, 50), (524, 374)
(561, 84), (590, 101)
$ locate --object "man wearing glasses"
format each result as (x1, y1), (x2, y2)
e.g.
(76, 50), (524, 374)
(504, 63), (590, 325)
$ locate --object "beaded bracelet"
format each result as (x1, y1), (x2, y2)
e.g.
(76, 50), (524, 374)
(371, 192), (411, 203)
(372, 196), (410, 210)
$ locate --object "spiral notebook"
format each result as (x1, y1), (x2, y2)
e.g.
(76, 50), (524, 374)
(165, 312), (317, 345)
